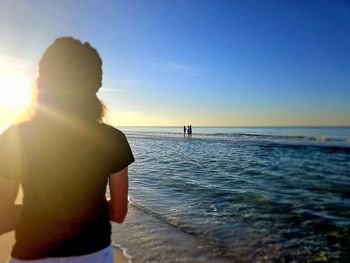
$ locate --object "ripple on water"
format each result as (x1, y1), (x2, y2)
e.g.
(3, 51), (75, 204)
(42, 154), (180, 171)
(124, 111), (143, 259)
(122, 132), (350, 262)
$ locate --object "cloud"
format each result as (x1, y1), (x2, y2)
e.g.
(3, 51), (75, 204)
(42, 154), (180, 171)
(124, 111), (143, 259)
(101, 78), (145, 92)
(104, 78), (143, 84)
(166, 62), (199, 75)
(108, 110), (182, 126)
(100, 86), (144, 93)
(99, 87), (126, 92)
(148, 61), (200, 76)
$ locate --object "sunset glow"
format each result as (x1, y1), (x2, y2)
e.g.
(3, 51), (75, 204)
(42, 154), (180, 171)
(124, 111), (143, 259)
(0, 1), (349, 126)
(0, 70), (33, 124)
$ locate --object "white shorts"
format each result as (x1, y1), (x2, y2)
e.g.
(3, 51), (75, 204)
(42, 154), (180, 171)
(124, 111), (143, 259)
(8, 244), (113, 263)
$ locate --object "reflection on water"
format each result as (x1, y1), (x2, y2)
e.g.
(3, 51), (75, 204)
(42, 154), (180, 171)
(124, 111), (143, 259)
(112, 127), (350, 262)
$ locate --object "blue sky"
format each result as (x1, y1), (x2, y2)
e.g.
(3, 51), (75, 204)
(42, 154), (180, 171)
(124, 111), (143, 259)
(0, 0), (349, 125)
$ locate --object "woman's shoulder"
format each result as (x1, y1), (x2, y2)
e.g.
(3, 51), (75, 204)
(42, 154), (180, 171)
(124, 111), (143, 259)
(0, 122), (31, 139)
(0, 122), (32, 160)
(97, 123), (128, 142)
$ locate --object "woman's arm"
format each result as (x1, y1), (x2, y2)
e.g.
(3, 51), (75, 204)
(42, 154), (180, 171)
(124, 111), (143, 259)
(108, 167), (129, 223)
(0, 178), (22, 235)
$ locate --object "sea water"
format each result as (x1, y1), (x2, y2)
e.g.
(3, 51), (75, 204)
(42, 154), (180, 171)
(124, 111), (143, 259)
(1, 125), (349, 262)
(111, 126), (350, 262)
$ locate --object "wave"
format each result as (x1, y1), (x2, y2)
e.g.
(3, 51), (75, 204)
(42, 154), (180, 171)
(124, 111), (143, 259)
(124, 130), (350, 147)
(127, 196), (235, 260)
(128, 196), (186, 231)
(110, 243), (133, 263)
(128, 196), (207, 239)
(114, 197), (229, 262)
(209, 132), (348, 143)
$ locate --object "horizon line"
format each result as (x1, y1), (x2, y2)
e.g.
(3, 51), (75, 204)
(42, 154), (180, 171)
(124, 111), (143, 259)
(113, 125), (350, 127)
(1, 123), (350, 128)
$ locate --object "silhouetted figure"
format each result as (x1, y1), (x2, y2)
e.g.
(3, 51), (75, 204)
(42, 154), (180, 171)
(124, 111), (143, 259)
(184, 125), (187, 134)
(189, 125), (192, 135)
(0, 37), (134, 262)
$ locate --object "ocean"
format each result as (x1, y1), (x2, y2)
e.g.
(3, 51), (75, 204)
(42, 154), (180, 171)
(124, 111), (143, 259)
(111, 126), (350, 263)
(1, 125), (349, 262)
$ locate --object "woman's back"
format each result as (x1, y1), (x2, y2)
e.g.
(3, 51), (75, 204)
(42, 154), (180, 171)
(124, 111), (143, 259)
(1, 120), (133, 259)
(0, 37), (134, 262)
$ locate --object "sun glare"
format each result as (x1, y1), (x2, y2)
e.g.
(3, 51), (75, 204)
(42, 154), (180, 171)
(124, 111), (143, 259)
(0, 71), (33, 124)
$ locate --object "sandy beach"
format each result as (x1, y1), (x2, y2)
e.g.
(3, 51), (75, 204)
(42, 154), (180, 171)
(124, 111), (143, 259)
(0, 232), (13, 263)
(0, 231), (128, 263)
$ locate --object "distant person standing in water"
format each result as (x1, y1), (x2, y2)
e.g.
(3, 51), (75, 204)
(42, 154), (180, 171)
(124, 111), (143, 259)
(184, 125), (187, 134)
(0, 37), (134, 262)
(187, 125), (192, 136)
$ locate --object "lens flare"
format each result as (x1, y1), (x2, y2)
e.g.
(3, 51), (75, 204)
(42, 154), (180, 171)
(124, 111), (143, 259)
(0, 72), (33, 124)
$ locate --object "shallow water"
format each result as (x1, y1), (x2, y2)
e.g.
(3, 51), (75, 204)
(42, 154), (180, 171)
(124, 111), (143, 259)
(1, 125), (349, 262)
(112, 126), (350, 262)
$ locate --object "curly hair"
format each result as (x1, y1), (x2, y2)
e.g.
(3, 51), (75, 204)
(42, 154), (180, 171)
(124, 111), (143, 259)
(35, 36), (106, 123)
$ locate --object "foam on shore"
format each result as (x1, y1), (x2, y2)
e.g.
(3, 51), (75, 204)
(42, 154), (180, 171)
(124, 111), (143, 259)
(111, 203), (226, 263)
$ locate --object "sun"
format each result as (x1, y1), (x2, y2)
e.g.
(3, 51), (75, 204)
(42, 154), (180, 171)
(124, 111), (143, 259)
(0, 71), (33, 124)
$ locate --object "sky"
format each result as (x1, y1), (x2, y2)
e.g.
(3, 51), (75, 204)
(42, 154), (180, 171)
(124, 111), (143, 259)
(0, 0), (349, 126)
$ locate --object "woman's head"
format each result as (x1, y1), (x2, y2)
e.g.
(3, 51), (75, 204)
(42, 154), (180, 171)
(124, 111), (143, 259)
(35, 37), (106, 123)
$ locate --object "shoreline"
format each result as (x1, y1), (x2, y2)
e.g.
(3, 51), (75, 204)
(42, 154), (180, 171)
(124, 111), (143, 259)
(0, 231), (129, 263)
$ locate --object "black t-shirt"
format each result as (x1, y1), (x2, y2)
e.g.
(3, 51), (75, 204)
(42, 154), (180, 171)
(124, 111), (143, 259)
(0, 120), (134, 259)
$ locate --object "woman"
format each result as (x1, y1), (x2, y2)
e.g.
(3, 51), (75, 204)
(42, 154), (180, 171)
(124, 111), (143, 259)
(0, 37), (134, 262)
